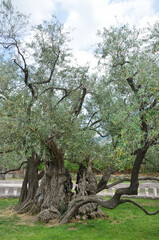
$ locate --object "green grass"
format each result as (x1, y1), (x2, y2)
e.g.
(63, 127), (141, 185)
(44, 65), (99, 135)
(0, 198), (158, 240)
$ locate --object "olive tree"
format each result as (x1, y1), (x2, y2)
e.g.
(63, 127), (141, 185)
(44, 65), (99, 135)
(60, 24), (159, 223)
(0, 0), (106, 221)
(0, 1), (158, 224)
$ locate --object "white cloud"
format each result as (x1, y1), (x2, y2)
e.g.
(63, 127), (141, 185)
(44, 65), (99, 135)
(57, 0), (158, 49)
(11, 0), (159, 67)
(72, 50), (98, 69)
(55, 0), (159, 66)
(12, 0), (56, 24)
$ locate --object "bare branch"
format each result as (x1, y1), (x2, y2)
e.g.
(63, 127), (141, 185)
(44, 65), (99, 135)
(72, 86), (87, 116)
(54, 93), (68, 107)
(113, 60), (130, 67)
(89, 119), (102, 128)
(13, 42), (36, 98)
(13, 59), (24, 72)
(32, 48), (60, 85)
(0, 42), (16, 49)
(86, 112), (98, 128)
(0, 161), (27, 175)
(40, 87), (68, 96)
(120, 199), (159, 215)
(14, 41), (27, 70)
(89, 128), (110, 138)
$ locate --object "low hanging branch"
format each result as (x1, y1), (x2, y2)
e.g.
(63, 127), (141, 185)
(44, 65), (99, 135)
(60, 142), (159, 224)
(60, 192), (159, 224)
(0, 161), (27, 175)
(120, 199), (159, 215)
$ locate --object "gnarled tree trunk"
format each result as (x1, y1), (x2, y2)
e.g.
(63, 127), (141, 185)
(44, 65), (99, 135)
(15, 151), (41, 213)
(30, 163), (73, 223)
(60, 145), (156, 224)
(29, 138), (73, 223)
(73, 161), (105, 221)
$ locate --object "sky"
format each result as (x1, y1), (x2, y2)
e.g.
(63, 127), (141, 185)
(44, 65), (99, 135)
(11, 0), (159, 66)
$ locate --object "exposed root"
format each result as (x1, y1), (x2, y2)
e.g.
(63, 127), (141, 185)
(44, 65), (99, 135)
(36, 206), (60, 223)
(16, 200), (34, 214)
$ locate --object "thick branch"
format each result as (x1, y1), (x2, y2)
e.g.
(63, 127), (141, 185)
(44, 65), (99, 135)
(60, 195), (118, 224)
(47, 137), (64, 168)
(74, 87), (87, 116)
(126, 77), (138, 94)
(60, 171), (159, 224)
(131, 132), (159, 157)
(38, 170), (44, 180)
(97, 169), (112, 193)
(96, 177), (159, 193)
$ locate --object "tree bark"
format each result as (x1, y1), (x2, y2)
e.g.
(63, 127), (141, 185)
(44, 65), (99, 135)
(29, 161), (73, 223)
(73, 162), (105, 221)
(15, 151), (40, 213)
(29, 138), (73, 223)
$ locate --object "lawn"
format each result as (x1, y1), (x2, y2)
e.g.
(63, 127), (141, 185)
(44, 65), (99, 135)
(0, 198), (158, 240)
